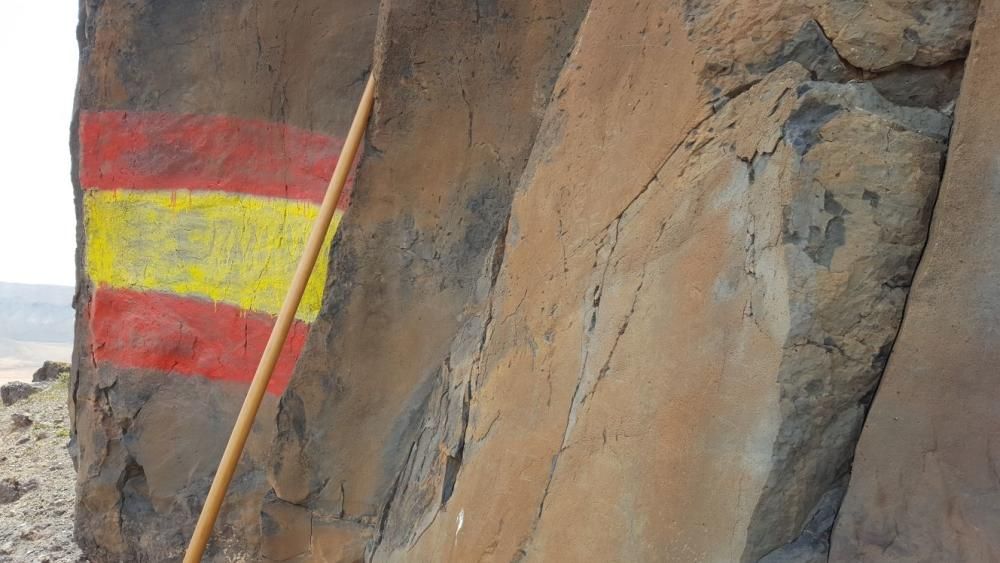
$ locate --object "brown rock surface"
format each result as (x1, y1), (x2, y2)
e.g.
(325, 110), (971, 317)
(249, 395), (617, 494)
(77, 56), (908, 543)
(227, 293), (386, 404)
(264, 0), (592, 557)
(814, 0), (978, 70)
(70, 0), (992, 561)
(684, 0), (979, 98)
(830, 1), (1000, 560)
(373, 51), (948, 563)
(267, 1), (959, 561)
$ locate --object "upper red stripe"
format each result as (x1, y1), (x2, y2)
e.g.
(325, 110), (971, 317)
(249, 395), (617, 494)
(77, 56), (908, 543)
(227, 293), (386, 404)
(90, 287), (310, 394)
(80, 110), (354, 206)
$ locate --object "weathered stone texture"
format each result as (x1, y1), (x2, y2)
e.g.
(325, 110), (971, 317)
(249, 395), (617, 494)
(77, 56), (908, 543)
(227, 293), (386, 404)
(831, 1), (1000, 560)
(1, 382), (41, 407)
(71, 0), (992, 561)
(264, 0), (592, 558)
(266, 1), (961, 560)
(32, 361), (71, 383)
(388, 58), (947, 563)
(685, 0), (978, 98)
(72, 1), (378, 560)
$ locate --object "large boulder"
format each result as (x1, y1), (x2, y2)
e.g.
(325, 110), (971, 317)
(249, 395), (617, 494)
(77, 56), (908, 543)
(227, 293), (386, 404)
(71, 1), (378, 560)
(266, 2), (964, 561)
(71, 0), (989, 561)
(1, 382), (40, 407)
(364, 50), (947, 563)
(31, 361), (69, 383)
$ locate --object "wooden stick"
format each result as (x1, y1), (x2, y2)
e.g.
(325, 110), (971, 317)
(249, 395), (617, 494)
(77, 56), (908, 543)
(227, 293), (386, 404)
(184, 74), (376, 563)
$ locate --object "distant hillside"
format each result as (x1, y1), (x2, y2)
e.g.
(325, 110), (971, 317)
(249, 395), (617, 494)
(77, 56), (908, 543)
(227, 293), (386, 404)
(0, 282), (74, 343)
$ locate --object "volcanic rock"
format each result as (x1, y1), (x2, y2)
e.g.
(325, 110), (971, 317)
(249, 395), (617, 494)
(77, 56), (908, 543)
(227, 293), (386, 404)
(31, 361), (69, 383)
(831, 2), (1000, 560)
(1, 382), (41, 406)
(69, 0), (996, 561)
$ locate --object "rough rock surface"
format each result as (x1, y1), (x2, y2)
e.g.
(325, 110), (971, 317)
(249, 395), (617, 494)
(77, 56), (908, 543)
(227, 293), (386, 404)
(1, 381), (42, 406)
(33, 361), (71, 383)
(70, 0), (992, 561)
(268, 2), (960, 562)
(830, 2), (1000, 560)
(71, 1), (378, 561)
(263, 1), (591, 559)
(0, 477), (38, 504)
(367, 48), (946, 563)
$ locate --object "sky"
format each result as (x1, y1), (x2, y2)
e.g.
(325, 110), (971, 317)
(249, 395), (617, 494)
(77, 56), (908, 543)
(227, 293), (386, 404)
(0, 1), (79, 287)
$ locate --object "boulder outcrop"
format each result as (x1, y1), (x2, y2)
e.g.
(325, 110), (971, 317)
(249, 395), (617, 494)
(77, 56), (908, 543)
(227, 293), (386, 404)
(70, 0), (994, 561)
(1, 382), (41, 407)
(72, 1), (377, 560)
(32, 361), (70, 383)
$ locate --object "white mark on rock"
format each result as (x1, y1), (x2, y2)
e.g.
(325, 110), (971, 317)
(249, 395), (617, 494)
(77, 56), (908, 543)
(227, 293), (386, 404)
(456, 509), (464, 535)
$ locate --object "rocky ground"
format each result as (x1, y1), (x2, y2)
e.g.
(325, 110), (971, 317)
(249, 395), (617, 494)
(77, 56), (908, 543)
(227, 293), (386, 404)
(0, 367), (84, 562)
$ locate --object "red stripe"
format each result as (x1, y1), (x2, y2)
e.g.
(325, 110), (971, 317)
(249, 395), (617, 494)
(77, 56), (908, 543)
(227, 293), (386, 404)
(90, 287), (310, 394)
(80, 110), (355, 206)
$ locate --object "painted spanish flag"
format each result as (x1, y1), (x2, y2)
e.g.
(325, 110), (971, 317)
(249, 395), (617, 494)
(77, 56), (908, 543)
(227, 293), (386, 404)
(81, 111), (352, 394)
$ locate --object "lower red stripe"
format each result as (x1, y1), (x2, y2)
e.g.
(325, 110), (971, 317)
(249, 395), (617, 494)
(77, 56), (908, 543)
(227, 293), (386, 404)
(90, 288), (310, 394)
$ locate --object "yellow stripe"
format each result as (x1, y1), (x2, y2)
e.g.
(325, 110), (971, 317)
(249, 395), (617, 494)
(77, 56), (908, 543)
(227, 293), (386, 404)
(84, 189), (342, 321)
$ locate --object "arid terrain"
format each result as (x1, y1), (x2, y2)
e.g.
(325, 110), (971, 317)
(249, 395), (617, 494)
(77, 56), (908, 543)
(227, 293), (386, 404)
(0, 370), (82, 562)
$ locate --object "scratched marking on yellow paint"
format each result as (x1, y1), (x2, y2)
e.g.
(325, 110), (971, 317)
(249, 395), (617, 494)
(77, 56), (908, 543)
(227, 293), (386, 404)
(84, 189), (342, 321)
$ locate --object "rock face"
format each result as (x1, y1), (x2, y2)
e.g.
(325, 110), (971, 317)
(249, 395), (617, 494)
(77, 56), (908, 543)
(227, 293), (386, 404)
(72, 1), (378, 560)
(263, 1), (591, 558)
(830, 2), (1000, 560)
(71, 0), (993, 561)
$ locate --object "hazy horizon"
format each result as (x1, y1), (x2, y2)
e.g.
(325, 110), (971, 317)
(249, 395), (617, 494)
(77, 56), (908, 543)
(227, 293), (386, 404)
(0, 280), (74, 383)
(0, 280), (74, 290)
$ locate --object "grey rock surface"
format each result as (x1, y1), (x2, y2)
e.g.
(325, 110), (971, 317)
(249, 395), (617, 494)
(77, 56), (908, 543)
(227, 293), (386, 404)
(32, 361), (69, 383)
(1, 382), (41, 407)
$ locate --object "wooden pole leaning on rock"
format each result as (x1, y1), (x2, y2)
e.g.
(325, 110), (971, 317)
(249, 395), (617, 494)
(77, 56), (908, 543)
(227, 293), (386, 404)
(184, 75), (375, 563)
